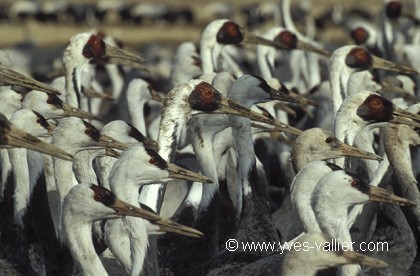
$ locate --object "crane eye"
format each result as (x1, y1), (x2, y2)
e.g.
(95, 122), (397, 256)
(369, 98), (383, 110)
(85, 128), (93, 136)
(94, 193), (103, 202)
(351, 179), (360, 188)
(325, 137), (333, 143)
(47, 99), (53, 104)
(202, 90), (213, 98)
(149, 157), (158, 165)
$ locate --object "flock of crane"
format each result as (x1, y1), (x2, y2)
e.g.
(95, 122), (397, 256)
(0, 0), (419, 275)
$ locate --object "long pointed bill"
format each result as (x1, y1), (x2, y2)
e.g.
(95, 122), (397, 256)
(289, 91), (318, 106)
(105, 148), (121, 158)
(269, 87), (297, 103)
(368, 186), (416, 206)
(3, 124), (73, 161)
(251, 122), (302, 136)
(341, 250), (389, 268)
(111, 198), (162, 220)
(339, 143), (383, 161)
(103, 44), (149, 72)
(218, 97), (303, 135)
(97, 135), (129, 151)
(390, 117), (420, 128)
(152, 217), (204, 238)
(150, 89), (164, 103)
(167, 163), (213, 184)
(0, 64), (62, 95)
(275, 102), (297, 116)
(111, 198), (203, 238)
(219, 97), (302, 135)
(62, 103), (101, 121)
(296, 40), (331, 57)
(371, 56), (419, 75)
(144, 137), (159, 152)
(380, 83), (417, 103)
(83, 88), (114, 101)
(392, 107), (420, 123)
(242, 30), (285, 48)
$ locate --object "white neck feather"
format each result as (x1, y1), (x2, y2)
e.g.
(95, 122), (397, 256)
(65, 220), (108, 276)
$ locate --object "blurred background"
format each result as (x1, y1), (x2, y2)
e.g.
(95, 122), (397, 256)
(0, 0), (413, 48)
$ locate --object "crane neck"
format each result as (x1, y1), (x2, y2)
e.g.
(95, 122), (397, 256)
(64, 65), (84, 108)
(200, 42), (216, 74)
(64, 220), (108, 276)
(74, 149), (103, 184)
(9, 148), (30, 227)
(329, 61), (352, 115)
(291, 162), (333, 232)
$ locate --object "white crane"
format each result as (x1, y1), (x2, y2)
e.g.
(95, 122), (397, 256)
(312, 170), (414, 276)
(50, 117), (127, 233)
(62, 32), (146, 107)
(199, 19), (290, 79)
(384, 104), (420, 238)
(62, 183), (200, 276)
(107, 145), (209, 275)
(329, 45), (419, 115)
(7, 109), (66, 226)
(333, 91), (420, 171)
(290, 128), (382, 233)
(0, 112), (72, 275)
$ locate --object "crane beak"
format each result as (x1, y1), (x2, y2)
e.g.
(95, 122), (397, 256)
(219, 97), (276, 124)
(83, 88), (114, 101)
(62, 103), (101, 121)
(274, 102), (297, 116)
(2, 124), (73, 161)
(103, 44), (149, 72)
(338, 143), (382, 161)
(98, 135), (129, 151)
(242, 30), (284, 48)
(251, 122), (303, 136)
(149, 89), (164, 103)
(218, 97), (302, 135)
(111, 198), (203, 238)
(379, 84), (417, 103)
(0, 64), (63, 95)
(289, 91), (318, 106)
(105, 148), (121, 158)
(368, 186), (416, 206)
(391, 107), (420, 124)
(143, 137), (159, 152)
(295, 40), (331, 57)
(167, 163), (213, 184)
(268, 87), (297, 103)
(151, 217), (204, 238)
(371, 56), (419, 75)
(111, 198), (161, 220)
(341, 250), (389, 268)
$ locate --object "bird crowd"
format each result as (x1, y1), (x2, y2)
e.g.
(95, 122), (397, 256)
(0, 0), (419, 275)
